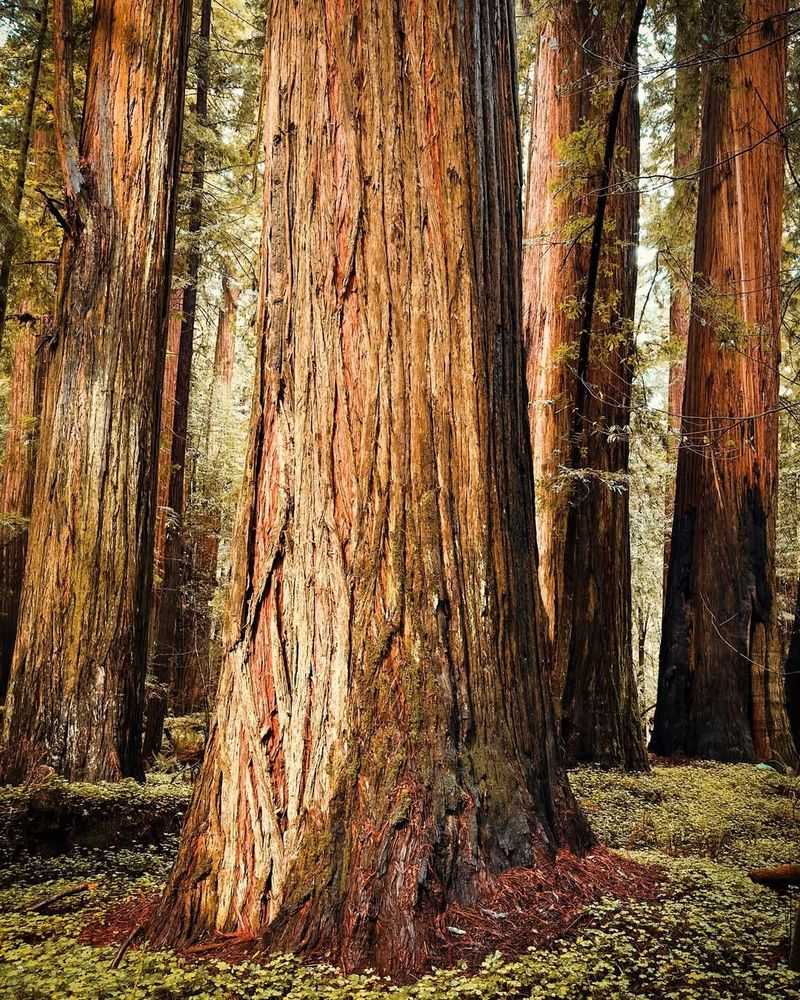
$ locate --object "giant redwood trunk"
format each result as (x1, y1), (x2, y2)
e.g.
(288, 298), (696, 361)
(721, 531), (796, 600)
(522, 0), (647, 768)
(663, 0), (700, 591)
(0, 319), (45, 699)
(0, 0), (190, 782)
(653, 0), (796, 763)
(149, 0), (590, 973)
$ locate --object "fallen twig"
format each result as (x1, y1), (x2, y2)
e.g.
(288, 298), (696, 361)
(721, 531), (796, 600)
(28, 881), (92, 913)
(110, 922), (145, 969)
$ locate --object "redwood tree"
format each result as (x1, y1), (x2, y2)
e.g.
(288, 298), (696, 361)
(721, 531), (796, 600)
(150, 0), (589, 973)
(653, 0), (796, 763)
(522, 0), (647, 768)
(176, 270), (241, 717)
(151, 0), (213, 736)
(663, 0), (701, 588)
(0, 0), (48, 348)
(0, 318), (45, 699)
(0, 0), (190, 782)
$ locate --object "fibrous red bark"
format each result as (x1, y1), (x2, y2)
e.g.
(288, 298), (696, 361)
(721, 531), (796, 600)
(1, 0), (190, 782)
(149, 0), (590, 974)
(653, 0), (796, 764)
(522, 0), (647, 768)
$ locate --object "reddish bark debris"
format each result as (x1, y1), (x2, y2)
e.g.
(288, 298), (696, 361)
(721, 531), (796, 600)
(80, 894), (158, 948)
(80, 849), (662, 977)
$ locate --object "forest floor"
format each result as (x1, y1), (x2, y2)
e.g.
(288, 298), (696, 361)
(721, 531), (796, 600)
(0, 743), (798, 999)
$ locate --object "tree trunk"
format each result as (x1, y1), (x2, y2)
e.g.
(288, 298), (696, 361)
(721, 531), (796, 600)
(175, 272), (241, 717)
(143, 289), (185, 762)
(0, 318), (45, 700)
(663, 0), (701, 594)
(783, 575), (800, 750)
(0, 0), (48, 350)
(0, 0), (190, 783)
(653, 0), (796, 764)
(150, 0), (213, 740)
(149, 0), (590, 974)
(522, 0), (647, 769)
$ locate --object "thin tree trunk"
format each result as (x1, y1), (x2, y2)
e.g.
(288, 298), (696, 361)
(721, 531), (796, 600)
(522, 0), (647, 768)
(149, 0), (590, 973)
(143, 289), (184, 761)
(654, 0), (796, 764)
(0, 1), (48, 349)
(0, 317), (45, 700)
(0, 0), (190, 783)
(150, 0), (213, 739)
(175, 272), (240, 717)
(664, 0), (701, 593)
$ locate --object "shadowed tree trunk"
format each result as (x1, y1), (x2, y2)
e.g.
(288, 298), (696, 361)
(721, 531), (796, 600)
(0, 0), (190, 783)
(653, 0), (796, 764)
(143, 290), (185, 761)
(663, 0), (701, 592)
(149, 0), (590, 974)
(0, 1), (48, 350)
(522, 0), (647, 768)
(150, 0), (213, 745)
(785, 578), (800, 750)
(0, 318), (45, 699)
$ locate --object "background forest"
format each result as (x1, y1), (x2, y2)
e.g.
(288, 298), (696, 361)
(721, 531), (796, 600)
(0, 0), (799, 997)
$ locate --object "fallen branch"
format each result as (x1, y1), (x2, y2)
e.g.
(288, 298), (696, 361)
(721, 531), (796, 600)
(110, 922), (145, 969)
(748, 864), (800, 972)
(748, 864), (800, 888)
(28, 881), (92, 913)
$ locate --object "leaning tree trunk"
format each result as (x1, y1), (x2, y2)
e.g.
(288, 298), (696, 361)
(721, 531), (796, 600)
(151, 0), (213, 740)
(0, 318), (45, 700)
(653, 0), (796, 764)
(0, 0), (48, 350)
(149, 0), (590, 974)
(522, 0), (647, 769)
(0, 0), (190, 783)
(663, 0), (700, 593)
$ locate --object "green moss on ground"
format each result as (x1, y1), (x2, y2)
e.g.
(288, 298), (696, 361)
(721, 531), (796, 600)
(0, 762), (798, 998)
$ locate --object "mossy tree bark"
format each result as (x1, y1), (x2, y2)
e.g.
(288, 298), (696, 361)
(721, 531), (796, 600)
(653, 0), (796, 764)
(0, 318), (45, 700)
(1, 0), (190, 782)
(522, 0), (647, 769)
(149, 0), (590, 974)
